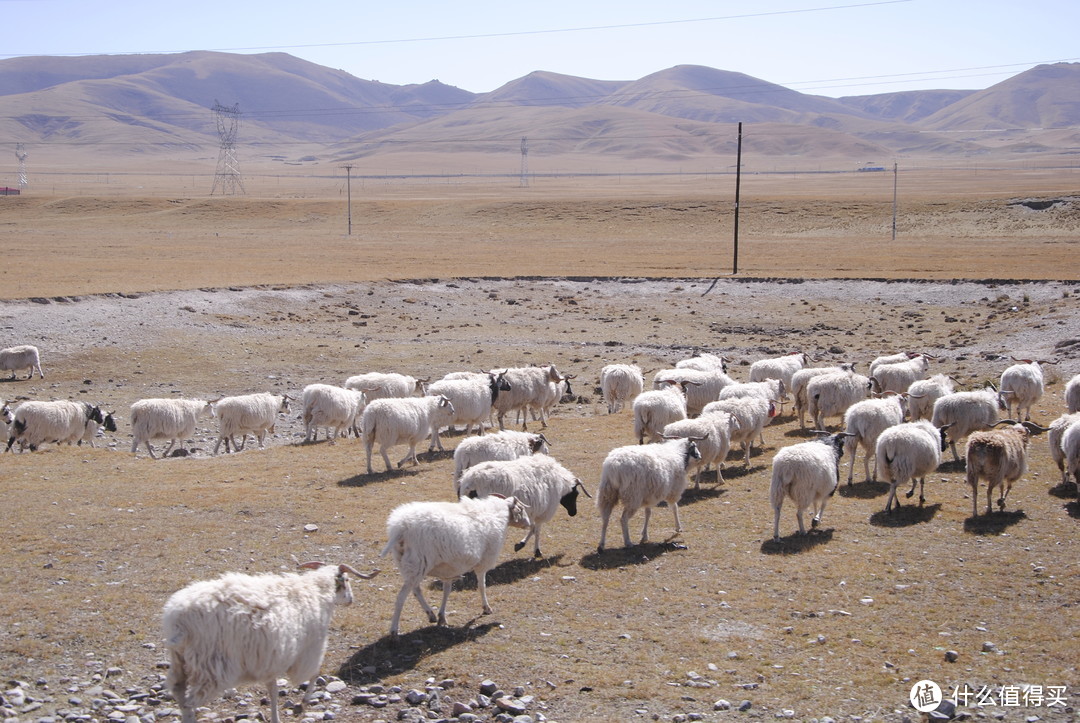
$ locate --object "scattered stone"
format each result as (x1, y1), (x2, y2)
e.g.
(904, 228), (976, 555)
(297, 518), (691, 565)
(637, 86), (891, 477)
(714, 699), (732, 711)
(945, 650), (960, 662)
(982, 641), (997, 653)
(738, 700), (753, 711)
(480, 680), (499, 696)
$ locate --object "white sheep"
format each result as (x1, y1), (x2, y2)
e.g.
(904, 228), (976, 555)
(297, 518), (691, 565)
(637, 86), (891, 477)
(1048, 412), (1080, 488)
(662, 412), (738, 486)
(675, 352), (727, 372)
(131, 398), (215, 458)
(162, 561), (379, 723)
(381, 494), (531, 638)
(5, 400), (110, 452)
(965, 420), (1048, 517)
(870, 354), (930, 395)
(362, 394), (456, 474)
(653, 368), (735, 417)
(600, 364), (645, 414)
(841, 394), (907, 485)
(452, 430), (550, 489)
(702, 396), (779, 468)
(212, 393), (290, 454)
(806, 369), (872, 431)
(906, 374), (957, 422)
(0, 344), (44, 380)
(1062, 418), (1080, 496)
(530, 371), (575, 426)
(458, 453), (590, 558)
(998, 358), (1046, 422)
(0, 402), (13, 442)
(770, 432), (853, 540)
(876, 420), (950, 512)
(596, 437), (702, 551)
(718, 378), (786, 404)
(749, 352), (812, 399)
(491, 364), (568, 430)
(1065, 374), (1080, 414)
(931, 387), (1007, 462)
(869, 351), (926, 377)
(79, 407), (117, 447)
(344, 371), (425, 401)
(426, 372), (510, 436)
(301, 384), (367, 442)
(632, 380), (689, 444)
(790, 363), (856, 429)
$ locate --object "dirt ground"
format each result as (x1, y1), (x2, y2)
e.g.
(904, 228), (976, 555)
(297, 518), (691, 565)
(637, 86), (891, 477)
(1, 172), (1078, 722)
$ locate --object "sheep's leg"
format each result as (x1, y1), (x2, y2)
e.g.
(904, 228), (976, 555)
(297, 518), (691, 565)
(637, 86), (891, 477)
(414, 584), (438, 624)
(950, 439), (961, 463)
(364, 440), (375, 475)
(639, 506), (652, 545)
(380, 444), (394, 472)
(437, 579), (454, 625)
(796, 507), (807, 535)
(513, 524), (537, 554)
(812, 497), (828, 528)
(621, 506), (636, 548)
(845, 438), (858, 485)
(998, 480), (1012, 511)
(885, 483), (899, 513)
(477, 571), (493, 615)
(863, 447), (873, 484)
(742, 441), (752, 467)
(669, 502), (683, 537)
(162, 439), (177, 457)
(597, 507), (612, 552)
(772, 501), (783, 541)
(145, 442), (158, 459)
(212, 436), (224, 455)
(266, 678), (281, 723)
(389, 580), (416, 638)
(396, 444), (419, 468)
(428, 425), (444, 452)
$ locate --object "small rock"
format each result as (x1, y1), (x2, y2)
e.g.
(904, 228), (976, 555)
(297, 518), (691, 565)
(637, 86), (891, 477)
(479, 680), (499, 696)
(325, 680), (347, 694)
(982, 641), (997, 653)
(714, 699), (732, 711)
(303, 524), (319, 533)
(945, 650), (960, 662)
(738, 700), (752, 711)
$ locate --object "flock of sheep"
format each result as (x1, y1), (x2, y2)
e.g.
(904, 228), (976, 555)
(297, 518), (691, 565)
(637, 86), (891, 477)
(4, 341), (1080, 723)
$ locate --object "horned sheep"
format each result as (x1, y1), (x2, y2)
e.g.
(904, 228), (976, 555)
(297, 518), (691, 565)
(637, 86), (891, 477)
(749, 352), (813, 399)
(362, 394), (456, 473)
(452, 429), (550, 489)
(491, 364), (570, 430)
(770, 432), (853, 540)
(633, 380), (689, 444)
(596, 437), (702, 551)
(344, 372), (425, 401)
(301, 384), (367, 442)
(458, 453), (590, 558)
(876, 420), (950, 512)
(600, 363), (644, 414)
(212, 393), (290, 454)
(5, 400), (113, 452)
(806, 369), (872, 431)
(426, 372), (510, 436)
(906, 374), (957, 422)
(870, 354), (930, 395)
(381, 494), (531, 638)
(790, 363), (856, 429)
(662, 412), (739, 486)
(653, 368), (735, 417)
(0, 344), (44, 380)
(702, 396), (779, 467)
(841, 394), (907, 485)
(998, 358), (1046, 422)
(1048, 412), (1080, 489)
(131, 398), (215, 458)
(869, 351), (925, 377)
(1066, 374), (1080, 414)
(162, 562), (379, 723)
(930, 387), (1007, 462)
(965, 420), (1047, 517)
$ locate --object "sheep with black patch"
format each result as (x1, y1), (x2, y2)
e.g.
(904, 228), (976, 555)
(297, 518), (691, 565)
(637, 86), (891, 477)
(596, 436), (702, 551)
(769, 432), (853, 540)
(600, 363), (645, 414)
(5, 400), (110, 452)
(876, 420), (950, 512)
(162, 561), (378, 723)
(458, 453), (590, 558)
(652, 367), (735, 417)
(998, 358), (1047, 422)
(0, 344), (44, 380)
(426, 371), (510, 437)
(491, 364), (569, 430)
(362, 394), (456, 474)
(663, 411), (738, 486)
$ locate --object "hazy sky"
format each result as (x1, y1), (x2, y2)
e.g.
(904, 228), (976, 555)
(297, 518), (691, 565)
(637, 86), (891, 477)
(3, 0), (1078, 97)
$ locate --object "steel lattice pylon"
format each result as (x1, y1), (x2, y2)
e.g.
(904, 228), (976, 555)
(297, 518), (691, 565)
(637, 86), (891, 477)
(210, 101), (245, 196)
(15, 143), (28, 189)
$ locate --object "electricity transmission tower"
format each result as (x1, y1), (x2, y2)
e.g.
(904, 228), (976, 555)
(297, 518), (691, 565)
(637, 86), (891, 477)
(519, 136), (529, 187)
(210, 101), (245, 195)
(15, 143), (28, 189)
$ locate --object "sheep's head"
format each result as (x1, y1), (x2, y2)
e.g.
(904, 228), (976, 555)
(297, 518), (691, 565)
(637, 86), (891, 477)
(937, 422), (954, 452)
(530, 433), (551, 454)
(559, 479), (593, 517)
(103, 412), (118, 433)
(505, 496), (532, 530)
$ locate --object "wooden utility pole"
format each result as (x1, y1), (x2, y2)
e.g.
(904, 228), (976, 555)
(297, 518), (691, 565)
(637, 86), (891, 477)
(344, 165), (353, 235)
(733, 122), (743, 274)
(891, 161), (898, 241)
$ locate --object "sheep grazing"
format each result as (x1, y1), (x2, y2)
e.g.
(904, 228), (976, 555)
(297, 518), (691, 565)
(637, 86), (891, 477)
(1048, 412), (1080, 488)
(931, 387), (1007, 462)
(702, 396), (779, 467)
(344, 371), (425, 401)
(876, 420), (950, 512)
(1061, 418), (1080, 496)
(427, 372), (510, 436)
(841, 394), (907, 485)
(790, 364), (856, 429)
(0, 344), (44, 380)
(596, 436), (702, 552)
(806, 369), (872, 431)
(870, 354), (931, 395)
(662, 412), (738, 486)
(998, 358), (1047, 422)
(458, 453), (590, 558)
(769, 432), (853, 541)
(632, 380), (690, 444)
(675, 352), (727, 373)
(906, 374), (958, 422)
(1065, 374), (1080, 414)
(5, 400), (111, 452)
(599, 364), (645, 414)
(130, 398), (215, 458)
(965, 420), (1048, 517)
(381, 494), (531, 638)
(652, 368), (735, 417)
(162, 561), (379, 723)
(869, 351), (927, 378)
(749, 352), (813, 400)
(212, 393), (290, 454)
(301, 384), (367, 443)
(718, 378), (786, 404)
(362, 394), (456, 474)
(491, 364), (570, 430)
(452, 430), (550, 490)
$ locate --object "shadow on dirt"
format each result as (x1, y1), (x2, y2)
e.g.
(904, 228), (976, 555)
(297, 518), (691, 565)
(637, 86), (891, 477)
(338, 622), (498, 683)
(679, 485), (726, 505)
(837, 480), (891, 499)
(338, 467), (421, 487)
(939, 459), (967, 474)
(451, 554), (567, 591)
(760, 527), (834, 555)
(870, 503), (941, 527)
(1048, 481), (1078, 500)
(580, 540), (688, 569)
(963, 509), (1027, 534)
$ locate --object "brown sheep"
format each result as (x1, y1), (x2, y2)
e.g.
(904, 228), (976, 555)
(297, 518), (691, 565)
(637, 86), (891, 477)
(964, 420), (1048, 517)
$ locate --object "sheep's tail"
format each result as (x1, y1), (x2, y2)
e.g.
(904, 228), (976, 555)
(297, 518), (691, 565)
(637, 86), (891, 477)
(595, 472), (620, 516)
(768, 467), (787, 509)
(379, 528), (400, 558)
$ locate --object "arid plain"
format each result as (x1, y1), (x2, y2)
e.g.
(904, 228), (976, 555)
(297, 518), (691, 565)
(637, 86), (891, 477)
(1, 163), (1078, 722)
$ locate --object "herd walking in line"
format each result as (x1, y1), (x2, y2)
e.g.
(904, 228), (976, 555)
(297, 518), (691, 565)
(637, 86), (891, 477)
(4, 341), (1078, 723)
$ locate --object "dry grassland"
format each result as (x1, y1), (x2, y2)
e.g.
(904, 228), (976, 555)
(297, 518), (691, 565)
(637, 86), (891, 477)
(0, 169), (1078, 722)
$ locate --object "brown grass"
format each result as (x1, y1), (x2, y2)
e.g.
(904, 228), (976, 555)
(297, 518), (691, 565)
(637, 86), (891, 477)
(0, 170), (1078, 721)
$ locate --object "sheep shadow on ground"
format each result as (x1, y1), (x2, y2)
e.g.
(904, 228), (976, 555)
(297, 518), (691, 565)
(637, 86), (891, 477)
(718, 463), (764, 480)
(1065, 500), (1080, 519)
(679, 485), (726, 506)
(836, 480), (891, 499)
(338, 467), (422, 487)
(938, 459), (967, 474)
(337, 621), (498, 683)
(760, 527), (834, 555)
(451, 554), (567, 591)
(1048, 481), (1079, 500)
(869, 503), (941, 527)
(579, 539), (688, 570)
(962, 509), (1027, 535)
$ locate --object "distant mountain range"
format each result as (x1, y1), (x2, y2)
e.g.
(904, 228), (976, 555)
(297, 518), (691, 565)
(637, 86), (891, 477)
(1, 51), (1078, 167)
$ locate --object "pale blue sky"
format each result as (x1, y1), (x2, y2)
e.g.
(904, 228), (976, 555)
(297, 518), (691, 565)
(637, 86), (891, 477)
(2, 0), (1078, 97)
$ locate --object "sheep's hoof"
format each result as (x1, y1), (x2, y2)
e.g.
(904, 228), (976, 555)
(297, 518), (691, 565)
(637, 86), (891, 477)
(513, 541), (525, 552)
(426, 612), (438, 623)
(811, 518), (820, 529)
(905, 490), (914, 499)
(482, 605), (493, 615)
(919, 496), (926, 506)
(997, 499), (1006, 511)
(596, 545), (605, 554)
(436, 615), (447, 626)
(533, 549), (543, 559)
